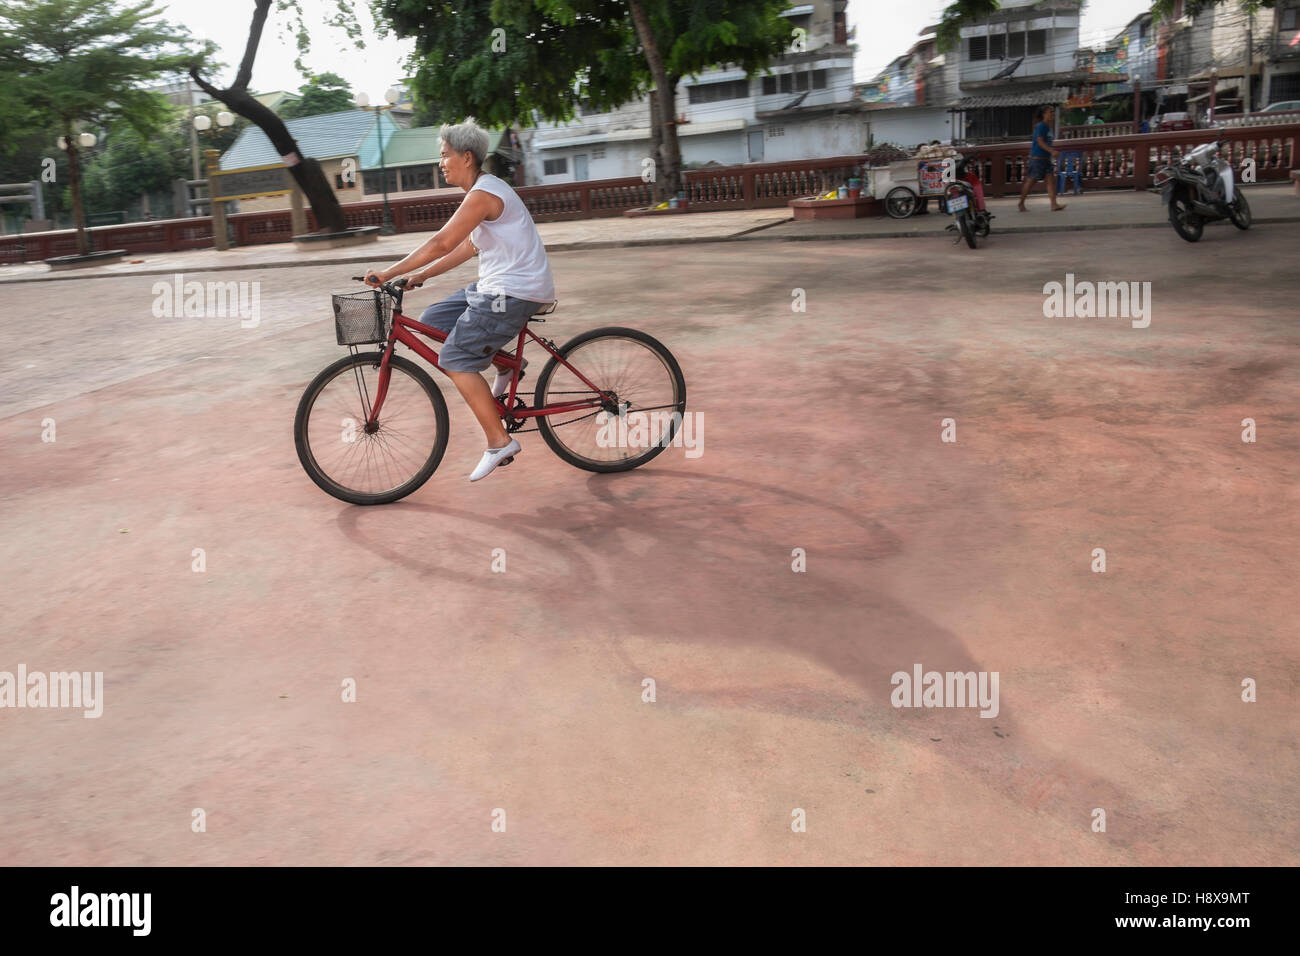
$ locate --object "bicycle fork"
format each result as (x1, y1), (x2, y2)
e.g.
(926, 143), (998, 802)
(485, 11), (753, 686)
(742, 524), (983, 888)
(363, 342), (397, 431)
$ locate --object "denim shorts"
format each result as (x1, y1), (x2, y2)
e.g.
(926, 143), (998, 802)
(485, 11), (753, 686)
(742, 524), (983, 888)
(419, 283), (548, 373)
(1027, 156), (1054, 181)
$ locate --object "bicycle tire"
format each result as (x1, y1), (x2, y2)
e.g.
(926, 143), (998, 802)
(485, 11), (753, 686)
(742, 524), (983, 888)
(534, 327), (686, 473)
(295, 350), (449, 505)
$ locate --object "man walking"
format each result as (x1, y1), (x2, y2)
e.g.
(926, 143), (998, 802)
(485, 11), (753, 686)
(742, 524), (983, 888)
(1018, 105), (1068, 212)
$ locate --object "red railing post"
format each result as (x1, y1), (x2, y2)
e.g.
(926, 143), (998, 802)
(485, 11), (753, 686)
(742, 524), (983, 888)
(1133, 139), (1149, 190)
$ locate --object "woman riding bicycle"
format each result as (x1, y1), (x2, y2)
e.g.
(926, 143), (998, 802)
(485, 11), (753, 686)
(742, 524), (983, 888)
(364, 118), (556, 482)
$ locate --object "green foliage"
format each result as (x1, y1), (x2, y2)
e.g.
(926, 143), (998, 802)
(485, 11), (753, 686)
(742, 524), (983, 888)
(936, 1), (1001, 54)
(373, 0), (643, 127)
(274, 0), (366, 76)
(0, 32), (36, 149)
(650, 0), (791, 81)
(372, 0), (792, 128)
(0, 0), (210, 243)
(1150, 0), (1275, 22)
(0, 0), (211, 139)
(280, 71), (356, 118)
(80, 121), (177, 213)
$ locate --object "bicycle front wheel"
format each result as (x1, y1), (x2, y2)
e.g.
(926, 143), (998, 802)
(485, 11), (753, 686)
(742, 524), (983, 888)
(295, 351), (449, 505)
(534, 327), (686, 473)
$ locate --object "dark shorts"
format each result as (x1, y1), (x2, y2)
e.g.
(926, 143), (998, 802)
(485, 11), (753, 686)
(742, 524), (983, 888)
(1027, 156), (1054, 181)
(419, 283), (548, 373)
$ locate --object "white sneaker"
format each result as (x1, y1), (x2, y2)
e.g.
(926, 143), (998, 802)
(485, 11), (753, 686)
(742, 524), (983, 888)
(491, 356), (528, 399)
(469, 438), (521, 481)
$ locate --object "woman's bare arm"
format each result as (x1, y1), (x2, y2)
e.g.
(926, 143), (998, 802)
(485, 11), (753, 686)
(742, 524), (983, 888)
(406, 238), (476, 288)
(366, 190), (502, 285)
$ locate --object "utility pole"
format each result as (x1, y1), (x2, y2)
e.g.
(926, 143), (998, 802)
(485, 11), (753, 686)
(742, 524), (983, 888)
(1243, 13), (1253, 113)
(188, 77), (201, 180)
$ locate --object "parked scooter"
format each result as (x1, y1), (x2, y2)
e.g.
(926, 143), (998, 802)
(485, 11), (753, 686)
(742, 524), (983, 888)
(1155, 140), (1251, 242)
(943, 156), (993, 248)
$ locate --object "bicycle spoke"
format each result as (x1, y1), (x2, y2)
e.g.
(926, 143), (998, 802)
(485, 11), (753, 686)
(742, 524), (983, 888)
(303, 358), (443, 497)
(539, 335), (682, 467)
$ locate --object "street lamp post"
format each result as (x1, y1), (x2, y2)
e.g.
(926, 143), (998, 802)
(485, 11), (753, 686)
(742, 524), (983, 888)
(356, 89), (401, 236)
(192, 111), (235, 217)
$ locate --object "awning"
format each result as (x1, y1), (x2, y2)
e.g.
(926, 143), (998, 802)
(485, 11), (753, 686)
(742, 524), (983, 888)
(953, 87), (1071, 109)
(1188, 88), (1239, 103)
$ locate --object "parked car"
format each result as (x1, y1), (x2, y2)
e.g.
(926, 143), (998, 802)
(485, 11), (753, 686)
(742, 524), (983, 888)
(1205, 103), (1242, 123)
(1260, 100), (1300, 113)
(1152, 111), (1196, 132)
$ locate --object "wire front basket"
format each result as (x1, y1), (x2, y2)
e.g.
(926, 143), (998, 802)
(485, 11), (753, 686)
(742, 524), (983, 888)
(332, 289), (392, 346)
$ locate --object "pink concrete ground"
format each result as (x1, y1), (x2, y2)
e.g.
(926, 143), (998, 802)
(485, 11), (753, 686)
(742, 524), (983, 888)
(0, 223), (1297, 865)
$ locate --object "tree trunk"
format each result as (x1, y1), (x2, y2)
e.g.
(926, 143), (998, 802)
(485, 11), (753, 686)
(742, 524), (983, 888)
(648, 90), (663, 200)
(188, 0), (347, 234)
(628, 0), (682, 200)
(63, 135), (88, 256)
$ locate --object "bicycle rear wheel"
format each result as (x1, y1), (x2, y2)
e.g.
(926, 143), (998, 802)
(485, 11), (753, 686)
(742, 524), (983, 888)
(534, 327), (686, 473)
(295, 350), (449, 505)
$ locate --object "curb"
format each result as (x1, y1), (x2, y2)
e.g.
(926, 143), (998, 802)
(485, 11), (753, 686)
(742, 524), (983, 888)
(1, 215), (1297, 284)
(739, 215), (1300, 242)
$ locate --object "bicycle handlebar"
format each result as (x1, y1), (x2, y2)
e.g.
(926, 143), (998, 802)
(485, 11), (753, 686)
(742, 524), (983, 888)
(351, 275), (408, 295)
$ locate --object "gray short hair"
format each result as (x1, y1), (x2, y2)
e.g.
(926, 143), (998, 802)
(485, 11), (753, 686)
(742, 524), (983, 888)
(440, 118), (490, 168)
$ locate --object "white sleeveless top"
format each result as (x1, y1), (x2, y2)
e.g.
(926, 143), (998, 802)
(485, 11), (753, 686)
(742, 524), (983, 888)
(468, 173), (555, 304)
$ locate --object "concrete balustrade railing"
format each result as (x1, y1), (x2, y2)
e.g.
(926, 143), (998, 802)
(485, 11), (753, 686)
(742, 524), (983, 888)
(0, 155), (870, 264)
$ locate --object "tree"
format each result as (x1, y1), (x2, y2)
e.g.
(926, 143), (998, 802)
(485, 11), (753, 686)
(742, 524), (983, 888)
(625, 0), (791, 199)
(0, 31), (35, 152)
(377, 0), (643, 128)
(0, 0), (205, 255)
(80, 121), (175, 215)
(280, 71), (355, 119)
(190, 0), (348, 233)
(1150, 0), (1277, 18)
(935, 1), (1002, 53)
(377, 0), (792, 200)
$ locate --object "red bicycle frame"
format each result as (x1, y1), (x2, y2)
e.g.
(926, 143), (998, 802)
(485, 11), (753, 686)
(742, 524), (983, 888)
(364, 302), (611, 428)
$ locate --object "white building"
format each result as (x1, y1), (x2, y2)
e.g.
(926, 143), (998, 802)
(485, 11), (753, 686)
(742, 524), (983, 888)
(519, 1), (859, 183)
(859, 0), (1084, 146)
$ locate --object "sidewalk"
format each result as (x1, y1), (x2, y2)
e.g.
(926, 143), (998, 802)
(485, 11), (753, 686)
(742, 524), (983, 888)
(756, 181), (1300, 241)
(1, 184), (1295, 283)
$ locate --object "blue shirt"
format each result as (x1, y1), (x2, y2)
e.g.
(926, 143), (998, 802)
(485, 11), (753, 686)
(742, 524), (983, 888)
(1030, 121), (1053, 157)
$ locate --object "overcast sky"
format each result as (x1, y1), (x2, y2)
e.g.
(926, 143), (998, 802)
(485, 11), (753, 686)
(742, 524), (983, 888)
(163, 0), (1157, 98)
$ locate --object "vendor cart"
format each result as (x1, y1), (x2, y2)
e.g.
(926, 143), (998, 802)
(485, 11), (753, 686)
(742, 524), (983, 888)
(880, 155), (959, 219)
